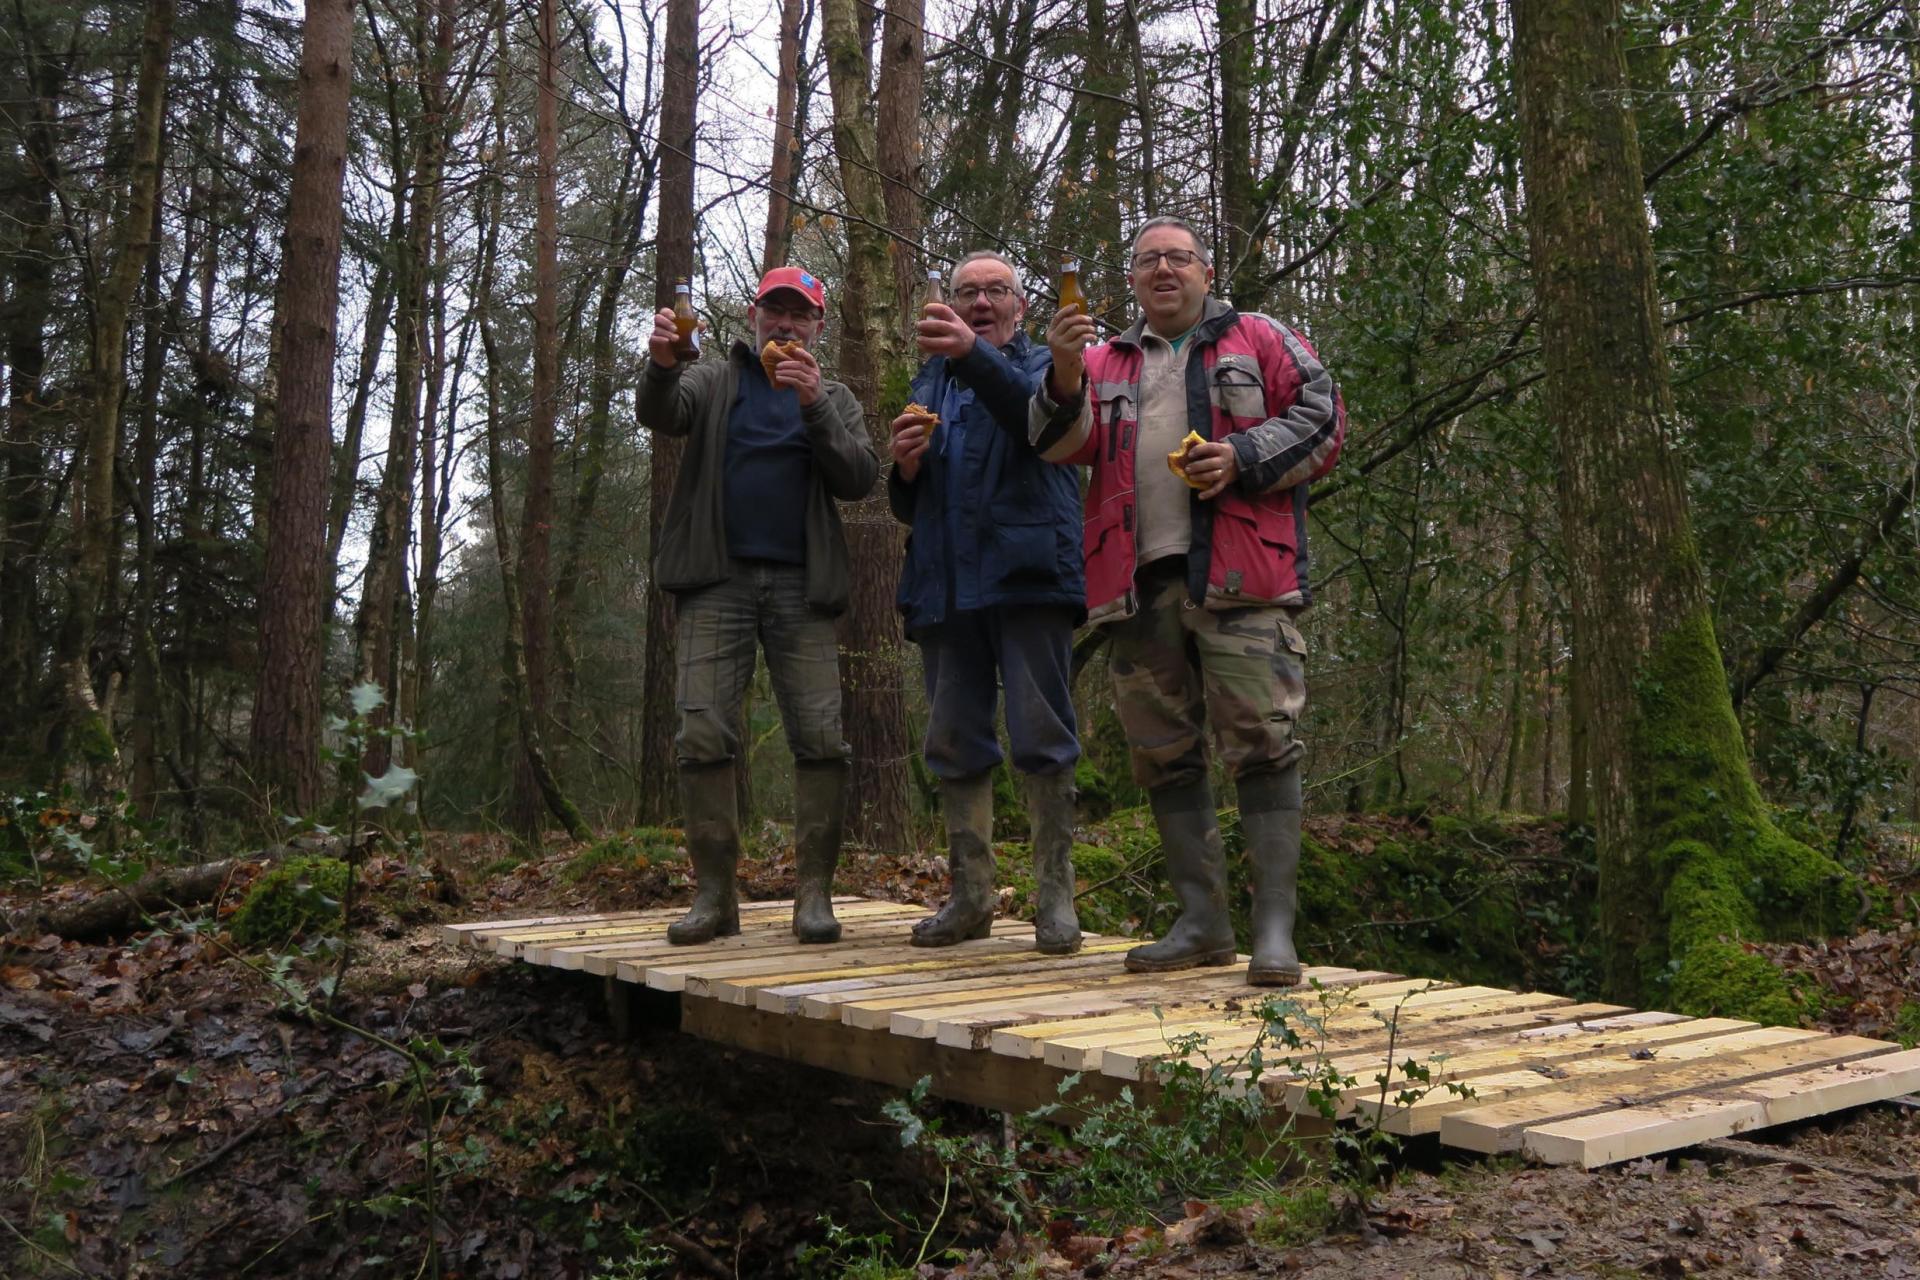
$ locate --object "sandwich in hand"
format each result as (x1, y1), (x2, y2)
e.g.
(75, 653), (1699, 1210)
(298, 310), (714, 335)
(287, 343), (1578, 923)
(900, 401), (939, 440)
(1166, 430), (1211, 489)
(760, 338), (805, 384)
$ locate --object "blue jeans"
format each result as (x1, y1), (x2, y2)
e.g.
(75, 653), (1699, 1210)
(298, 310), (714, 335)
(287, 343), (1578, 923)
(919, 605), (1080, 780)
(674, 560), (851, 767)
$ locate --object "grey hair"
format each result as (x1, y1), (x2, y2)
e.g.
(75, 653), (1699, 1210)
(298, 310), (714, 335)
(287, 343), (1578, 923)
(951, 249), (1026, 298)
(1129, 216), (1212, 267)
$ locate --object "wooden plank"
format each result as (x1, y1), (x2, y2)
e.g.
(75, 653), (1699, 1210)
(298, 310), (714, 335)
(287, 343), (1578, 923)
(642, 936), (1139, 997)
(767, 952), (1134, 1016)
(1347, 1020), (1781, 1131)
(630, 920), (1043, 986)
(1439, 1034), (1899, 1154)
(1080, 983), (1547, 1077)
(885, 965), (1377, 1041)
(439, 909), (665, 947)
(1309, 1016), (1771, 1120)
(490, 898), (886, 957)
(772, 951), (1151, 1017)
(534, 904), (933, 970)
(835, 961), (1362, 1030)
(1520, 1046), (1920, 1168)
(935, 971), (1417, 1053)
(991, 976), (1460, 1062)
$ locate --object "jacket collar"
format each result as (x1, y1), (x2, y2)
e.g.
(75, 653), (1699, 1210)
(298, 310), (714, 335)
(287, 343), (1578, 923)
(1113, 295), (1238, 352)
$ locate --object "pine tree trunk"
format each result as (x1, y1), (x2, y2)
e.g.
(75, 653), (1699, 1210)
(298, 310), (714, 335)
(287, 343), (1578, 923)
(762, 0), (807, 273)
(3, 28), (60, 736)
(1512, 0), (1848, 1016)
(251, 0), (354, 814)
(637, 0), (700, 826)
(57, 0), (176, 788)
(823, 0), (914, 852)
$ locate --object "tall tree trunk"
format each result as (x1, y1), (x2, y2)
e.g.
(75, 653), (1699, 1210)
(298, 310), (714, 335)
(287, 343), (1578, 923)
(508, 0), (565, 838)
(1216, 0), (1253, 282)
(56, 0), (176, 787)
(822, 0), (913, 851)
(762, 0), (808, 273)
(1, 25), (62, 735)
(1498, 552), (1534, 811)
(1512, 0), (1846, 1017)
(637, 0), (699, 825)
(477, 93), (591, 845)
(326, 234), (398, 584)
(129, 172), (166, 811)
(251, 0), (355, 814)
(876, 0), (924, 323)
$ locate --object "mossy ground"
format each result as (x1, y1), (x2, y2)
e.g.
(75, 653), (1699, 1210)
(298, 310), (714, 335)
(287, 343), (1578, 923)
(229, 854), (351, 947)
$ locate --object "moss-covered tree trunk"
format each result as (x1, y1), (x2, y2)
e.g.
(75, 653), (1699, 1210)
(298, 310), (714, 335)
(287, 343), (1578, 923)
(823, 0), (914, 851)
(1511, 0), (1848, 1020)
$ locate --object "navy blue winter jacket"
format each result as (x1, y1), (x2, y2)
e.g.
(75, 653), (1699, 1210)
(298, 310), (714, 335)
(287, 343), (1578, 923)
(887, 331), (1086, 635)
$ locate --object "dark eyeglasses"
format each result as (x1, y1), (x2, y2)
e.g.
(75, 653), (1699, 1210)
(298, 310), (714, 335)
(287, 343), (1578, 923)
(1130, 249), (1204, 271)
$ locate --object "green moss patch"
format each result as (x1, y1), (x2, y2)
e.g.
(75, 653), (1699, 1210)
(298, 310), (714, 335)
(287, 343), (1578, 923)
(229, 855), (351, 947)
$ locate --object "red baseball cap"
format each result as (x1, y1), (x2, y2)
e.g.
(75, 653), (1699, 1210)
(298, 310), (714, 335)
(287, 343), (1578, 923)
(754, 266), (826, 310)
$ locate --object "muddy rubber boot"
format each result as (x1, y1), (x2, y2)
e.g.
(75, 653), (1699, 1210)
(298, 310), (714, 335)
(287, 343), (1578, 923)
(1239, 766), (1302, 986)
(792, 760), (848, 944)
(912, 771), (997, 946)
(1025, 770), (1083, 955)
(1124, 780), (1237, 972)
(668, 762), (741, 945)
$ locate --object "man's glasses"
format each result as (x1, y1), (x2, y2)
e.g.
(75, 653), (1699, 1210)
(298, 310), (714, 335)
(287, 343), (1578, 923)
(1130, 249), (1204, 271)
(758, 299), (820, 321)
(954, 284), (1016, 305)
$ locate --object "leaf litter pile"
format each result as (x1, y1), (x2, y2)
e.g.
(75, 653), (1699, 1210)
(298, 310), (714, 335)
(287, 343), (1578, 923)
(2, 821), (1917, 1279)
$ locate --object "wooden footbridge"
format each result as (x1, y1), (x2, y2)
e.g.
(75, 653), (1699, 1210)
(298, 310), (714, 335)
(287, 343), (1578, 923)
(442, 897), (1920, 1169)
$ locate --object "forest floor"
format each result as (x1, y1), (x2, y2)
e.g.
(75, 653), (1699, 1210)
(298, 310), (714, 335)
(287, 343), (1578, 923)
(2, 811), (1919, 1279)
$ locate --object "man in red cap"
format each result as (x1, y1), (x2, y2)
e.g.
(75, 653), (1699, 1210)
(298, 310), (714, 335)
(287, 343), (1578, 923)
(638, 268), (877, 947)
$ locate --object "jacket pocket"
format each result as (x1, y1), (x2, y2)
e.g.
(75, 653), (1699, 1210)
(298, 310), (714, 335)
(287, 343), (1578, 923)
(1206, 495), (1294, 603)
(1210, 354), (1267, 423)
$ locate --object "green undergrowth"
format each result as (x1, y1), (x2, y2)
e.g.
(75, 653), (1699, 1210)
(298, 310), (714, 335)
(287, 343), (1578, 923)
(562, 827), (686, 883)
(998, 802), (1597, 999)
(229, 855), (351, 947)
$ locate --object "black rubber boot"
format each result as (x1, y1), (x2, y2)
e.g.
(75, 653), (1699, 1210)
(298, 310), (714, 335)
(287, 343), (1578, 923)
(792, 760), (847, 944)
(668, 762), (741, 945)
(1238, 766), (1302, 986)
(912, 772), (997, 946)
(1025, 770), (1083, 955)
(1124, 780), (1237, 972)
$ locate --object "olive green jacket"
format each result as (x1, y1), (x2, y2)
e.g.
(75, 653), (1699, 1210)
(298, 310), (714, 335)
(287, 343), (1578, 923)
(636, 339), (878, 615)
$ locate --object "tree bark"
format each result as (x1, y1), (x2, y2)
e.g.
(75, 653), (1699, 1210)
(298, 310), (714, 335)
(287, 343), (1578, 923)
(1513, 0), (1846, 1014)
(876, 0), (925, 323)
(56, 0), (176, 788)
(252, 0), (355, 814)
(638, 0), (700, 825)
(762, 0), (808, 273)
(479, 12), (590, 845)
(822, 0), (914, 851)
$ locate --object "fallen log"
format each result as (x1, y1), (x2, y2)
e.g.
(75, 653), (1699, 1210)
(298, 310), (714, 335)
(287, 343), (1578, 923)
(11, 841), (339, 943)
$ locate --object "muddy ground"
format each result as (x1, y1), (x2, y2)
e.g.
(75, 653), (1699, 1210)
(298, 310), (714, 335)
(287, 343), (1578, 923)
(3, 829), (1918, 1279)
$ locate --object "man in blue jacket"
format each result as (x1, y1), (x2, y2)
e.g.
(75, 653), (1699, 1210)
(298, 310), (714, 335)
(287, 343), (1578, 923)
(888, 251), (1086, 953)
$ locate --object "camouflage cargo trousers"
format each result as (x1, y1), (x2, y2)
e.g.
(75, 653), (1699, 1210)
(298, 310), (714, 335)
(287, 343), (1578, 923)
(1106, 558), (1308, 791)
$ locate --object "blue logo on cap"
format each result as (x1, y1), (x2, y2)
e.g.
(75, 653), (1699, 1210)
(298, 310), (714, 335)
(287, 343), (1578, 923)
(800, 272), (817, 289)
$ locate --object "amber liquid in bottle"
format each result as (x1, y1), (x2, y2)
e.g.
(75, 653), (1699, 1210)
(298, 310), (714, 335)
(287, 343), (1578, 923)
(672, 279), (700, 361)
(1058, 259), (1086, 315)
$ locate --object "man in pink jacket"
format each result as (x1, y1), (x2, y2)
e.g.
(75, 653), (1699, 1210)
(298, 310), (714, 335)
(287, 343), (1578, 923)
(1033, 216), (1345, 985)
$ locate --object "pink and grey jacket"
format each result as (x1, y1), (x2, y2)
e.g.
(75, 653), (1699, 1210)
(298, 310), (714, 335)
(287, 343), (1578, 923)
(1028, 296), (1345, 625)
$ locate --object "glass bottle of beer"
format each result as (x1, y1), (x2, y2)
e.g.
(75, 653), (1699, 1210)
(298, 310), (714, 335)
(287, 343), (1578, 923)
(1058, 259), (1086, 316)
(923, 267), (944, 311)
(672, 278), (701, 361)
